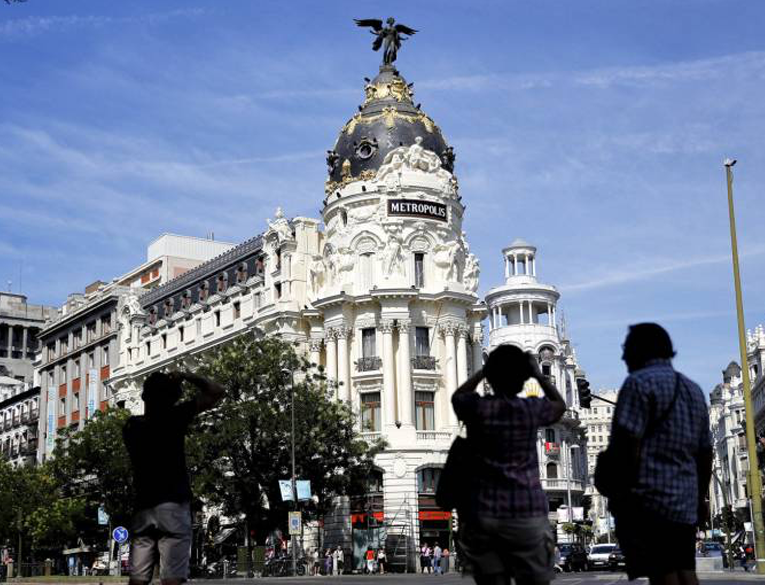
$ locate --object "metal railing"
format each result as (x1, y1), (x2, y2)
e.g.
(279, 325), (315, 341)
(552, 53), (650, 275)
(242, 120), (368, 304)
(355, 356), (382, 372)
(540, 478), (585, 491)
(416, 430), (453, 442)
(411, 355), (437, 370)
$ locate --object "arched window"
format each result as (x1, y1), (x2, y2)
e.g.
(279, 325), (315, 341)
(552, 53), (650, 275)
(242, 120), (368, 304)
(546, 462), (558, 479)
(417, 467), (442, 494)
(359, 252), (374, 290)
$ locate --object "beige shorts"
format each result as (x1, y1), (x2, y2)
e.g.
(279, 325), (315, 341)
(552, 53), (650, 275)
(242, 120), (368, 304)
(129, 501), (192, 582)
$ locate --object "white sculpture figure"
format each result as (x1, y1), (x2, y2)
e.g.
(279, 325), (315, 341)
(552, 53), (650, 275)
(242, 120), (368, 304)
(382, 226), (406, 279)
(404, 136), (426, 170)
(433, 239), (462, 282)
(337, 247), (355, 284)
(308, 255), (326, 298)
(266, 207), (294, 243)
(463, 253), (480, 293)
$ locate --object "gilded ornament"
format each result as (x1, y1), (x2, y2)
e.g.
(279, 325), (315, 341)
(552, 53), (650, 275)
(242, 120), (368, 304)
(341, 159), (352, 180)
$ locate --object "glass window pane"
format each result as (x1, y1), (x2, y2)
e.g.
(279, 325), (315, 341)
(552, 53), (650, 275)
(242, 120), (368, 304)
(362, 328), (376, 358)
(415, 327), (430, 356)
(414, 253), (425, 288)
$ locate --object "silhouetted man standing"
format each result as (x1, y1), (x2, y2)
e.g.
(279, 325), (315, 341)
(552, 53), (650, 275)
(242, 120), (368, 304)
(607, 324), (712, 585)
(123, 371), (224, 585)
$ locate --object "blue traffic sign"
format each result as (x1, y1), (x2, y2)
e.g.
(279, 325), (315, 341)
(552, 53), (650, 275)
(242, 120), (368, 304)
(112, 526), (129, 544)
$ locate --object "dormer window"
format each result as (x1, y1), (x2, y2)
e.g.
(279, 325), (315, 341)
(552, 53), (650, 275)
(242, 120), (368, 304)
(181, 290), (192, 310)
(216, 273), (228, 293)
(236, 263), (248, 284)
(199, 282), (210, 302)
(163, 298), (175, 317)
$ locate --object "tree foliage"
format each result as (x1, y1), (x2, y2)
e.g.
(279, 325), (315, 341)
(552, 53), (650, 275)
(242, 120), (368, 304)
(186, 335), (384, 541)
(0, 461), (83, 557)
(51, 408), (135, 526)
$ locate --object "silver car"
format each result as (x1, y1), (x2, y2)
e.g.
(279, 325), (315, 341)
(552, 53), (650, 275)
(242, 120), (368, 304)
(588, 544), (617, 570)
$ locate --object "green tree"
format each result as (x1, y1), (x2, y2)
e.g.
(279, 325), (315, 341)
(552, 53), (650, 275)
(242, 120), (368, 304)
(51, 408), (135, 526)
(0, 461), (83, 560)
(187, 335), (384, 542)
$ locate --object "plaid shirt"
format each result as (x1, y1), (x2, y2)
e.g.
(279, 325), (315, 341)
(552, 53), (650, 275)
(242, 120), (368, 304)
(612, 359), (711, 525)
(452, 391), (558, 520)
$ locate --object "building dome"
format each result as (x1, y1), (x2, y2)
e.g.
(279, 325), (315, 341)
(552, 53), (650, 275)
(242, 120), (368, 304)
(326, 65), (452, 189)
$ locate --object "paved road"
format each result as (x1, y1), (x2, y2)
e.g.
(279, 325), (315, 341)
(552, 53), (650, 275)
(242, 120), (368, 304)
(189, 569), (763, 585)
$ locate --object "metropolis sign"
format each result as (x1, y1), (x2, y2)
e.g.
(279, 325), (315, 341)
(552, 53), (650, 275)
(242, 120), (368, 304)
(387, 199), (447, 222)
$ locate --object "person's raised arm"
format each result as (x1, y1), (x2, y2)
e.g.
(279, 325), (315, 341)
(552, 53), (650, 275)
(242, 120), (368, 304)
(453, 368), (484, 396)
(174, 372), (225, 413)
(527, 352), (566, 421)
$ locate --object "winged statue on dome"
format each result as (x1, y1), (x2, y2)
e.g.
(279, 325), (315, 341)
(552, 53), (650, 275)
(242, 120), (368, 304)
(354, 17), (418, 65)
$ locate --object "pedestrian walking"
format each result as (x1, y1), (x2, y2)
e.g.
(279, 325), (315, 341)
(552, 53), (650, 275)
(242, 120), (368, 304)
(377, 548), (386, 574)
(596, 323), (713, 585)
(433, 544), (443, 575)
(452, 344), (567, 585)
(123, 371), (224, 585)
(312, 548), (320, 576)
(441, 548), (450, 574)
(324, 549), (333, 576)
(421, 543), (432, 573)
(365, 548), (376, 574)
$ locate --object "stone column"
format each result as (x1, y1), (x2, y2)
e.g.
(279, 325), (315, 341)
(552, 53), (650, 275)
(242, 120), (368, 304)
(512, 254), (517, 275)
(397, 321), (413, 426)
(7, 326), (12, 354)
(309, 338), (322, 369)
(337, 326), (351, 402)
(519, 302), (524, 324)
(528, 300), (534, 324)
(381, 320), (396, 427)
(442, 324), (458, 427)
(326, 329), (337, 388)
(504, 257), (510, 278)
(471, 328), (484, 375)
(456, 327), (469, 386)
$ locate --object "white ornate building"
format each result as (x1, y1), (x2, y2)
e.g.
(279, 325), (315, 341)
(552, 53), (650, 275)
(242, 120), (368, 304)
(108, 63), (485, 568)
(709, 362), (752, 529)
(484, 240), (588, 542)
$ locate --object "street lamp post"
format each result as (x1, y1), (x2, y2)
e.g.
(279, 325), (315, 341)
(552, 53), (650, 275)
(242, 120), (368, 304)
(724, 159), (765, 574)
(283, 368), (298, 577)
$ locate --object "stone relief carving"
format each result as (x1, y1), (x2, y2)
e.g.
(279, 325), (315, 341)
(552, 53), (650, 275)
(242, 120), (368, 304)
(463, 253), (480, 293)
(374, 136), (453, 190)
(433, 239), (463, 282)
(307, 255), (326, 299)
(381, 224), (406, 279)
(336, 247), (356, 284)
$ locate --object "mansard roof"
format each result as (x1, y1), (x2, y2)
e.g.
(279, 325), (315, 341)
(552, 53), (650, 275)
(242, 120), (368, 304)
(140, 234), (264, 308)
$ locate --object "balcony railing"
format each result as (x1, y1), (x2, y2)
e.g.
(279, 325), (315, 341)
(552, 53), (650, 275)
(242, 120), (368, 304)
(20, 412), (29, 424)
(416, 430), (454, 442)
(540, 478), (585, 492)
(411, 355), (437, 370)
(355, 356), (382, 372)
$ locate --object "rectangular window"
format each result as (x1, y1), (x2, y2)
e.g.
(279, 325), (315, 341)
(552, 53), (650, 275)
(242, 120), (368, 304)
(101, 315), (111, 334)
(59, 396), (66, 416)
(215, 311), (221, 327)
(233, 301), (241, 320)
(72, 393), (79, 412)
(414, 252), (425, 288)
(88, 352), (95, 369)
(73, 359), (80, 378)
(415, 391), (435, 431)
(87, 321), (96, 342)
(47, 343), (55, 361)
(360, 392), (381, 432)
(415, 327), (430, 356)
(545, 428), (556, 443)
(179, 326), (185, 342)
(61, 365), (67, 380)
(102, 345), (109, 365)
(274, 283), (282, 300)
(48, 371), (54, 386)
(60, 336), (68, 355)
(362, 328), (376, 358)
(73, 330), (82, 349)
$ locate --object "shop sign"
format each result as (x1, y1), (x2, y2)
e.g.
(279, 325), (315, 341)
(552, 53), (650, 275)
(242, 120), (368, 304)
(387, 199), (447, 222)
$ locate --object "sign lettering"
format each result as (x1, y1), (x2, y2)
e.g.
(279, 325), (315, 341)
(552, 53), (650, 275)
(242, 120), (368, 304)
(387, 199), (447, 222)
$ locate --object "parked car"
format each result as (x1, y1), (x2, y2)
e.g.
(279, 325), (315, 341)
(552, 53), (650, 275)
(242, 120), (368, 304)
(608, 547), (626, 571)
(558, 543), (589, 572)
(588, 544), (617, 570)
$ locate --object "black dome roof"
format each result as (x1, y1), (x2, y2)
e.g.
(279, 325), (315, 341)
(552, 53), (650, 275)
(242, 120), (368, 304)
(326, 65), (452, 187)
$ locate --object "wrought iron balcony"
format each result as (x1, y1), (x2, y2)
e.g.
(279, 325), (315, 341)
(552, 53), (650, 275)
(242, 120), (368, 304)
(411, 355), (437, 370)
(355, 356), (382, 372)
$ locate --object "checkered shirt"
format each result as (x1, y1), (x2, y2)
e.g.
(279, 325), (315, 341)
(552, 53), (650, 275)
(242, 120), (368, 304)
(612, 359), (711, 525)
(452, 392), (558, 520)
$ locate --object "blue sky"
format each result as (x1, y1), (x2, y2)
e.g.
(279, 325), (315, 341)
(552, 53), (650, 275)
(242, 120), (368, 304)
(2, 0), (765, 393)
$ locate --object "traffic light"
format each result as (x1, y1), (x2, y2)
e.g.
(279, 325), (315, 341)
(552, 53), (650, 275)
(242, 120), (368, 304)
(576, 378), (592, 409)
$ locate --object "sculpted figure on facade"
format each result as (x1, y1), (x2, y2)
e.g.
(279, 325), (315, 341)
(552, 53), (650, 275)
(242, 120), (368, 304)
(382, 225), (406, 280)
(308, 255), (327, 299)
(463, 253), (480, 293)
(266, 207), (294, 243)
(433, 239), (463, 282)
(336, 247), (356, 284)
